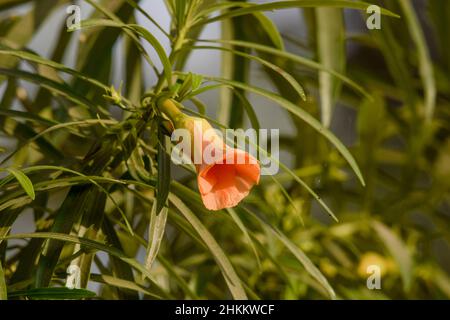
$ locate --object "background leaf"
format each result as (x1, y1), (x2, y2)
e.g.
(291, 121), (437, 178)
(5, 168), (35, 200)
(316, 7), (345, 127)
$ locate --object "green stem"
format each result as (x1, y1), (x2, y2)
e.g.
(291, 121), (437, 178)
(157, 98), (185, 127)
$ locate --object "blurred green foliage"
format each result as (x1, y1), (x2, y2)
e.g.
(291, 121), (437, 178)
(0, 0), (449, 300)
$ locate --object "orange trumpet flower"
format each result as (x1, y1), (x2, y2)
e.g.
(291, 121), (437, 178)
(159, 99), (260, 210)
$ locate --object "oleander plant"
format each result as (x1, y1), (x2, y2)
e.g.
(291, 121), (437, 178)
(0, 0), (449, 300)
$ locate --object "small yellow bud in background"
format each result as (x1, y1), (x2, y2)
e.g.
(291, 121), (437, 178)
(110, 84), (122, 104)
(357, 252), (396, 278)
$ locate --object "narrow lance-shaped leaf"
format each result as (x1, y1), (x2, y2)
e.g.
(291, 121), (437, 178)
(5, 168), (35, 200)
(76, 19), (173, 87)
(398, 0), (436, 121)
(226, 208), (261, 271)
(169, 193), (248, 300)
(3, 232), (171, 298)
(217, 18), (234, 126)
(0, 68), (99, 112)
(124, 0), (170, 38)
(145, 203), (168, 271)
(243, 207), (336, 299)
(372, 221), (413, 292)
(0, 260), (7, 300)
(198, 39), (370, 99)
(252, 12), (284, 50)
(316, 7), (345, 127)
(196, 0), (400, 26)
(0, 0), (68, 82)
(102, 217), (140, 300)
(83, 0), (157, 73)
(0, 49), (114, 93)
(156, 123), (171, 215)
(171, 181), (335, 299)
(89, 274), (161, 299)
(190, 45), (306, 101)
(428, 1), (450, 71)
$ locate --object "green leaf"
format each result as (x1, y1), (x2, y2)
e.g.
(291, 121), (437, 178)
(174, 0), (188, 27)
(77, 19), (172, 87)
(169, 193), (248, 300)
(252, 12), (284, 50)
(316, 7), (345, 127)
(170, 181), (334, 300)
(123, 0), (170, 38)
(428, 1), (450, 72)
(2, 165), (134, 236)
(83, 0), (157, 74)
(226, 208), (261, 271)
(0, 261), (7, 300)
(0, 0), (32, 11)
(3, 232), (170, 298)
(0, 0), (68, 82)
(0, 170), (155, 213)
(0, 119), (117, 166)
(191, 45), (306, 101)
(157, 256), (199, 299)
(176, 73), (193, 99)
(243, 207), (336, 299)
(0, 109), (58, 126)
(270, 175), (304, 225)
(102, 218), (139, 300)
(145, 203), (168, 271)
(217, 18), (234, 126)
(0, 68), (99, 112)
(398, 0), (436, 121)
(89, 274), (161, 299)
(372, 221), (413, 292)
(189, 97), (207, 115)
(156, 125), (171, 215)
(199, 39), (370, 99)
(5, 168), (35, 200)
(7, 287), (96, 300)
(0, 49), (110, 92)
(233, 90), (261, 133)
(197, 1), (400, 26)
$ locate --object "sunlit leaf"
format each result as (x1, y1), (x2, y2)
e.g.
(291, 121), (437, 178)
(372, 221), (413, 292)
(5, 168), (35, 200)
(0, 261), (7, 300)
(316, 7), (345, 127)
